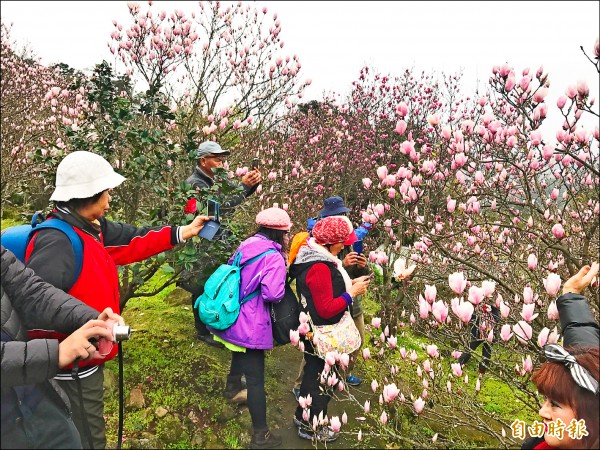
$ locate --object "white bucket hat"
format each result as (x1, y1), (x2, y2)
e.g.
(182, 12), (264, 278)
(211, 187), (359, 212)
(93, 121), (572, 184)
(50, 151), (126, 201)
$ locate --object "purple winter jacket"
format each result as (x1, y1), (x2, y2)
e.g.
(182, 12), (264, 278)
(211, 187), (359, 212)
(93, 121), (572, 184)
(208, 234), (286, 349)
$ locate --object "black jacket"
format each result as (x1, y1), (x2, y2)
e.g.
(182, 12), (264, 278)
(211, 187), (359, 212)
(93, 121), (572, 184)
(185, 166), (257, 218)
(556, 292), (599, 348)
(1, 245), (100, 425)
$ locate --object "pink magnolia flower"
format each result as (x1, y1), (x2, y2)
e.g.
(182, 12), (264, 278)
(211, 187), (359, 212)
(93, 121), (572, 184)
(537, 327), (550, 347)
(371, 379), (379, 393)
(423, 359), (432, 373)
(371, 317), (382, 328)
(529, 131), (542, 146)
(482, 280), (496, 297)
(363, 348), (371, 360)
(414, 397), (425, 414)
(427, 114), (441, 126)
(475, 378), (481, 392)
(330, 416), (341, 432)
(419, 296), (430, 320)
(500, 301), (510, 319)
(557, 95), (568, 109)
(400, 347), (408, 359)
(424, 285), (437, 303)
(547, 301), (559, 320)
(362, 178), (373, 189)
(383, 383), (400, 402)
(393, 257), (417, 280)
(451, 363), (463, 377)
(523, 286), (534, 304)
(394, 119), (407, 134)
(576, 80), (589, 98)
(451, 350), (462, 359)
(552, 223), (565, 239)
(500, 324), (513, 341)
(468, 286), (485, 305)
(547, 326), (560, 344)
(432, 300), (449, 323)
(543, 273), (562, 296)
(377, 166), (388, 181)
(528, 254), (538, 270)
(426, 345), (439, 359)
(396, 101), (409, 117)
(339, 353), (350, 369)
(299, 312), (309, 324)
(522, 355), (533, 374)
(387, 335), (397, 348)
(513, 321), (533, 344)
(520, 303), (538, 322)
(448, 272), (467, 294)
(380, 411), (388, 425)
(364, 400), (370, 413)
(298, 322), (310, 335)
(409, 350), (418, 362)
(290, 329), (300, 346)
(447, 198), (457, 213)
(456, 300), (474, 323)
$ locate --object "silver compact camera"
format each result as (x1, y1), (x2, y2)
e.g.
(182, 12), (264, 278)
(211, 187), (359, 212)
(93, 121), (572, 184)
(112, 323), (131, 342)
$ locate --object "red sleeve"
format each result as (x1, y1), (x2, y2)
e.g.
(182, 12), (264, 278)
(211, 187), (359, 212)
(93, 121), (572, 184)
(101, 219), (176, 265)
(305, 263), (348, 319)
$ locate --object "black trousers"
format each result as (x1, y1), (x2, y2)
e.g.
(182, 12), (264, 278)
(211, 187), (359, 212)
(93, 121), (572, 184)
(459, 322), (493, 369)
(229, 349), (268, 431)
(294, 340), (331, 424)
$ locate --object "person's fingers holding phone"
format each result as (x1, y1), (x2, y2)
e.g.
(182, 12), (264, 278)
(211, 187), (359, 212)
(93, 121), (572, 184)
(349, 278), (370, 297)
(242, 170), (261, 187)
(181, 215), (212, 240)
(343, 251), (359, 267)
(356, 254), (368, 268)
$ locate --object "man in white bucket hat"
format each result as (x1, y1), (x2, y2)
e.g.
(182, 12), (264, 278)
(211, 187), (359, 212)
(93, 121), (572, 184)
(25, 151), (212, 449)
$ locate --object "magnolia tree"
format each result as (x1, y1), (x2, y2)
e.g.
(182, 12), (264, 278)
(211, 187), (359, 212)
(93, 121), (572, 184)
(0, 22), (79, 206)
(283, 40), (599, 448)
(109, 0), (310, 144)
(4, 1), (311, 305)
(240, 68), (454, 236)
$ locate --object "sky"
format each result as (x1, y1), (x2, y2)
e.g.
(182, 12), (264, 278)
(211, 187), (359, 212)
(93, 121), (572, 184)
(1, 1), (599, 132)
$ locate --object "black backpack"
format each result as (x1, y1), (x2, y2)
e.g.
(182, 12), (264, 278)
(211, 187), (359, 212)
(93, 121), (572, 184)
(270, 276), (300, 345)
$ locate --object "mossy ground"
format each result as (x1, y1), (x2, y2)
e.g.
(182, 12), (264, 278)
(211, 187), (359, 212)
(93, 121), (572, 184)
(100, 277), (539, 448)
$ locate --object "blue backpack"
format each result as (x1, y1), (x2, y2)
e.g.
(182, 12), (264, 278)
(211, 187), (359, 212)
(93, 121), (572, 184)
(0, 212), (83, 287)
(194, 249), (276, 331)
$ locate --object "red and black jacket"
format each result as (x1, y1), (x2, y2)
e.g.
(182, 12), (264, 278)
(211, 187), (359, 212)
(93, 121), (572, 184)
(25, 208), (180, 372)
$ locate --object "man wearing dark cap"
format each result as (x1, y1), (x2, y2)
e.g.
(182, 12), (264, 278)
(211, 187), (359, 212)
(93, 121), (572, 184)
(182, 141), (262, 347)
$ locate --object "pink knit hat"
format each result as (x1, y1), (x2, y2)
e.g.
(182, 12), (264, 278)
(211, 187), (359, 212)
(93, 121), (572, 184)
(256, 207), (293, 231)
(312, 216), (353, 245)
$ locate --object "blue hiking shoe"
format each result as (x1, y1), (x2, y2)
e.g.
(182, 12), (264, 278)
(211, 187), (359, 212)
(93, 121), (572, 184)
(346, 374), (363, 386)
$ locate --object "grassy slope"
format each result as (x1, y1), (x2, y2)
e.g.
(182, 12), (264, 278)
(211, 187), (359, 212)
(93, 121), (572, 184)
(102, 280), (538, 448)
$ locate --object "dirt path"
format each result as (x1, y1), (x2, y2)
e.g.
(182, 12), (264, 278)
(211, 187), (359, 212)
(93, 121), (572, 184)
(265, 344), (375, 449)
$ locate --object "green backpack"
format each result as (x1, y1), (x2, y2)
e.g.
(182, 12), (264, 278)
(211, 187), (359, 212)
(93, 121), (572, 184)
(194, 249), (276, 330)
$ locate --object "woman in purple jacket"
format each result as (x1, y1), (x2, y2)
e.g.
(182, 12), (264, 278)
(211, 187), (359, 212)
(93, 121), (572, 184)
(209, 207), (291, 449)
